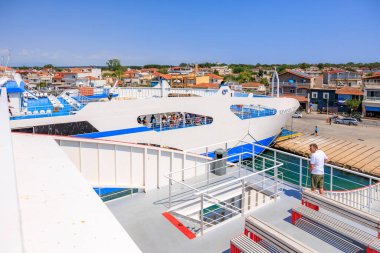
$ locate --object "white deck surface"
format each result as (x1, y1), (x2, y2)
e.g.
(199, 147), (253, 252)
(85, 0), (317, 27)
(107, 181), (374, 253)
(11, 133), (141, 253)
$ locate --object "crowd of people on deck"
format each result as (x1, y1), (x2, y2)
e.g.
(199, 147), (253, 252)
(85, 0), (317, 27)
(137, 112), (212, 130)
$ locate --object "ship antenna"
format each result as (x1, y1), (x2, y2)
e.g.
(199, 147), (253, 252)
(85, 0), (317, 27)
(271, 67), (280, 98)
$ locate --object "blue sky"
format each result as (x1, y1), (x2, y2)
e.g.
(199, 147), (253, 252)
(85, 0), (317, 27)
(1, 0), (379, 66)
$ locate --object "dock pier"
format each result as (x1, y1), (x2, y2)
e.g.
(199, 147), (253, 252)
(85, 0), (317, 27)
(274, 133), (380, 177)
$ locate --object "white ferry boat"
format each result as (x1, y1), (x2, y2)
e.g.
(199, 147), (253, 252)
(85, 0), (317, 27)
(4, 73), (299, 158)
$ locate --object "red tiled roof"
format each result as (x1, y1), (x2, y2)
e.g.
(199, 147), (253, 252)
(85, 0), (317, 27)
(336, 87), (363, 96)
(241, 82), (263, 88)
(124, 70), (138, 74)
(192, 83), (219, 89)
(281, 94), (308, 102)
(0, 66), (15, 71)
(326, 69), (345, 74)
(141, 68), (158, 72)
(362, 72), (380, 79)
(69, 68), (91, 73)
(280, 69), (312, 80)
(206, 73), (223, 79)
(53, 74), (63, 79)
(82, 76), (98, 80)
(153, 72), (172, 80)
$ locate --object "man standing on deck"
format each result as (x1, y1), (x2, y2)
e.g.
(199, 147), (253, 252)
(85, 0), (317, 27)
(309, 143), (328, 194)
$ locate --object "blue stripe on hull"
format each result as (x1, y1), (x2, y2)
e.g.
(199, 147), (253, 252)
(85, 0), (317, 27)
(74, 126), (152, 138)
(203, 134), (277, 162)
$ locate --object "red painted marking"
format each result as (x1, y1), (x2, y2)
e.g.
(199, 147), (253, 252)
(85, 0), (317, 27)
(162, 212), (196, 239)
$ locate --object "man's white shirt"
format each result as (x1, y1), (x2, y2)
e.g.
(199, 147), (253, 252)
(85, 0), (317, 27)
(310, 150), (328, 175)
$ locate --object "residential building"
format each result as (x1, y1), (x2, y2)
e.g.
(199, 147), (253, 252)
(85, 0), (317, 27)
(362, 73), (380, 118)
(273, 69), (316, 96)
(240, 82), (266, 93)
(206, 73), (223, 84)
(52, 72), (78, 86)
(309, 88), (337, 113)
(210, 66), (232, 75)
(335, 86), (363, 112)
(69, 67), (102, 79)
(26, 74), (41, 88)
(323, 71), (362, 88)
(168, 66), (193, 75)
(293, 67), (322, 77)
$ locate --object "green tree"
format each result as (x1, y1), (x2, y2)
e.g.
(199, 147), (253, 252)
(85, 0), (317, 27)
(237, 71), (253, 83)
(213, 69), (219, 75)
(158, 68), (168, 74)
(37, 81), (47, 89)
(43, 64), (54, 69)
(298, 62), (310, 70)
(344, 99), (361, 113)
(277, 64), (289, 73)
(114, 69), (123, 79)
(232, 66), (245, 74)
(106, 59), (122, 71)
(260, 78), (269, 86)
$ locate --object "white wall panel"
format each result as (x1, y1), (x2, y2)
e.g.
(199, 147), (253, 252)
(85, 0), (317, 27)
(81, 142), (99, 185)
(98, 144), (116, 185)
(115, 145), (131, 185)
(60, 140), (80, 170)
(146, 149), (158, 190)
(172, 153), (183, 182)
(158, 151), (171, 187)
(131, 147), (144, 187)
(58, 138), (212, 191)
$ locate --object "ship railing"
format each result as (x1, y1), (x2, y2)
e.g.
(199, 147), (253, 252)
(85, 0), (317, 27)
(245, 142), (380, 215)
(115, 87), (218, 98)
(165, 151), (283, 236)
(9, 102), (80, 120)
(139, 115), (213, 132)
(183, 138), (380, 215)
(230, 105), (277, 119)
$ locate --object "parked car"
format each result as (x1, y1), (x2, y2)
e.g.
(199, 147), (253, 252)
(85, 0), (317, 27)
(292, 112), (302, 118)
(334, 117), (359, 126)
(351, 113), (362, 122)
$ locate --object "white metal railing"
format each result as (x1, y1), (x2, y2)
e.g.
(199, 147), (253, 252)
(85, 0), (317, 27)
(165, 151), (283, 236)
(115, 87), (218, 98)
(324, 182), (380, 209)
(182, 138), (380, 215)
(248, 142), (380, 214)
(55, 136), (211, 192)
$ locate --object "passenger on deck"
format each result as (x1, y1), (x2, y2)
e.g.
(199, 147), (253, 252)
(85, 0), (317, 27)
(150, 114), (157, 129)
(185, 113), (191, 125)
(162, 114), (167, 129)
(142, 116), (148, 125)
(309, 143), (328, 194)
(179, 114), (184, 127)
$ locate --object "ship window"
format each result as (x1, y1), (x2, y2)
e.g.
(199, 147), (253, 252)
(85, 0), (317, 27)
(137, 112), (213, 131)
(230, 104), (276, 120)
(11, 121), (98, 136)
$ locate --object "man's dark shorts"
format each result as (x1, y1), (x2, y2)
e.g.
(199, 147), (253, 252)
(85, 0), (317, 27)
(311, 174), (324, 190)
